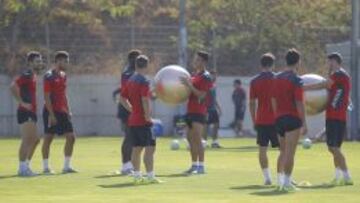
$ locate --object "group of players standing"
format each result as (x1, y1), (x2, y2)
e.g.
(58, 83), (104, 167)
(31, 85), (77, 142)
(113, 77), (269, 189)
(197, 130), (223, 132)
(10, 51), (76, 176)
(249, 49), (354, 192)
(10, 47), (354, 190)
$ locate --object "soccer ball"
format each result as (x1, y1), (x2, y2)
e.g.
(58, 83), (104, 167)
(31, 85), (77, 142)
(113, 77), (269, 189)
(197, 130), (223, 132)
(170, 139), (180, 150)
(301, 74), (328, 115)
(302, 138), (312, 149)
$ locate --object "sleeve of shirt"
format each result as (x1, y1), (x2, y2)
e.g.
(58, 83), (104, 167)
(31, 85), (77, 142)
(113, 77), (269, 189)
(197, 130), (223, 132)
(140, 84), (150, 98)
(43, 78), (52, 93)
(249, 83), (256, 99)
(15, 76), (25, 86)
(294, 81), (304, 102)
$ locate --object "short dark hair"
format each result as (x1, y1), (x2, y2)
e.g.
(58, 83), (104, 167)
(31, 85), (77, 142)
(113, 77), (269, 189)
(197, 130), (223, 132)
(197, 51), (210, 62)
(55, 51), (69, 62)
(27, 51), (41, 63)
(234, 79), (241, 85)
(136, 55), (149, 69)
(128, 49), (142, 62)
(327, 52), (342, 64)
(286, 48), (300, 66)
(260, 53), (275, 68)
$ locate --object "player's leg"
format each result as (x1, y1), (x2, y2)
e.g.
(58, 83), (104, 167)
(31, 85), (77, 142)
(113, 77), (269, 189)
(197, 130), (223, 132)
(62, 132), (76, 173)
(121, 122), (133, 174)
(211, 111), (221, 148)
(18, 121), (35, 176)
(184, 115), (198, 174)
(326, 120), (352, 185)
(283, 128), (301, 190)
(256, 125), (271, 185)
(132, 146), (144, 183)
(42, 133), (55, 173)
(277, 135), (285, 187)
(25, 122), (39, 173)
(193, 122), (205, 174)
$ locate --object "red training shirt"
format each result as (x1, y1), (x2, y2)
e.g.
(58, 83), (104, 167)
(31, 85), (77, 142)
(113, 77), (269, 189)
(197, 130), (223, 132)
(43, 69), (70, 113)
(272, 70), (304, 119)
(15, 69), (37, 113)
(326, 68), (350, 121)
(187, 70), (213, 115)
(121, 73), (152, 126)
(250, 71), (275, 125)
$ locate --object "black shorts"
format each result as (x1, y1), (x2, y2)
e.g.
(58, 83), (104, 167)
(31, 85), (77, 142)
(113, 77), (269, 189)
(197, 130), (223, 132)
(256, 124), (279, 148)
(235, 108), (245, 121)
(275, 115), (302, 137)
(129, 126), (156, 147)
(207, 110), (219, 124)
(17, 110), (37, 124)
(185, 113), (206, 129)
(326, 119), (346, 148)
(43, 109), (74, 135)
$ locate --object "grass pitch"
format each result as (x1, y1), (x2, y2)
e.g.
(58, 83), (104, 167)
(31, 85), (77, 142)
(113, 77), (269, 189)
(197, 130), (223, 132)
(0, 137), (359, 203)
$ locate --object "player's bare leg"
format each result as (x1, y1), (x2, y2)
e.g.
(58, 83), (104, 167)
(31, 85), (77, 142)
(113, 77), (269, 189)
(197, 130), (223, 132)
(259, 146), (271, 185)
(282, 128), (301, 191)
(193, 122), (205, 174)
(211, 122), (221, 148)
(62, 132), (77, 173)
(18, 121), (38, 176)
(277, 136), (285, 187)
(42, 133), (55, 174)
(328, 147), (352, 185)
(132, 147), (144, 183)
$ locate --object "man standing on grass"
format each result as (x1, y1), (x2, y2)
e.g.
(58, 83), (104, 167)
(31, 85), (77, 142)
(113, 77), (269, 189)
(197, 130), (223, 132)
(204, 70), (222, 148)
(232, 79), (246, 137)
(249, 53), (281, 186)
(41, 51), (77, 174)
(304, 52), (353, 186)
(10, 51), (43, 176)
(181, 51), (213, 174)
(113, 49), (142, 175)
(119, 55), (162, 184)
(272, 48), (307, 192)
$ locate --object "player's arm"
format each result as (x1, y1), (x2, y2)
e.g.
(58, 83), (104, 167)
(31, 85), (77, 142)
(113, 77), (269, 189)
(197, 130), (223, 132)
(271, 98), (277, 114)
(295, 86), (307, 135)
(180, 77), (207, 99)
(10, 79), (31, 110)
(303, 79), (333, 90)
(142, 96), (151, 122)
(215, 100), (222, 116)
(249, 99), (256, 125)
(112, 88), (121, 102)
(43, 79), (57, 125)
(119, 85), (132, 112)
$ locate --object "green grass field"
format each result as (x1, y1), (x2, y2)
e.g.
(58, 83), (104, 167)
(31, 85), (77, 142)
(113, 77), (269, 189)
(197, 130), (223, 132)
(0, 137), (359, 203)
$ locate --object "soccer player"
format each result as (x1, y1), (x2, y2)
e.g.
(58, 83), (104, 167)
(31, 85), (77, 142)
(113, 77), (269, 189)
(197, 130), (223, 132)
(232, 79), (246, 137)
(272, 48), (307, 192)
(204, 70), (222, 148)
(119, 55), (161, 184)
(304, 52), (353, 185)
(249, 53), (281, 185)
(112, 49), (141, 175)
(41, 51), (77, 174)
(10, 51), (43, 176)
(181, 51), (213, 174)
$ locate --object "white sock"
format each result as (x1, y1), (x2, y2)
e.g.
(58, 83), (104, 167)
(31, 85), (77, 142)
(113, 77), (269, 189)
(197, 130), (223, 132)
(147, 171), (155, 179)
(43, 159), (49, 169)
(192, 162), (198, 166)
(335, 168), (342, 180)
(277, 173), (284, 186)
(342, 170), (351, 181)
(198, 162), (204, 166)
(64, 157), (71, 169)
(262, 168), (271, 181)
(122, 162), (133, 170)
(19, 161), (27, 171)
(284, 174), (291, 186)
(134, 171), (142, 178)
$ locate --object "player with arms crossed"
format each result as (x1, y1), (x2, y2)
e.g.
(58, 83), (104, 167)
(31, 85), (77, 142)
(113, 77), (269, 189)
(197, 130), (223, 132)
(272, 49), (307, 192)
(304, 52), (353, 186)
(41, 51), (77, 174)
(120, 55), (162, 184)
(181, 51), (213, 174)
(10, 51), (43, 176)
(249, 53), (281, 185)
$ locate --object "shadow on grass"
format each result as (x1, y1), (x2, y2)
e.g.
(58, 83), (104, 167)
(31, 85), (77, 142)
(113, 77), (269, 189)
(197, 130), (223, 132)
(230, 185), (274, 190)
(297, 184), (335, 190)
(250, 190), (289, 196)
(98, 182), (138, 189)
(157, 173), (190, 178)
(219, 146), (258, 152)
(94, 174), (123, 179)
(0, 174), (18, 179)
